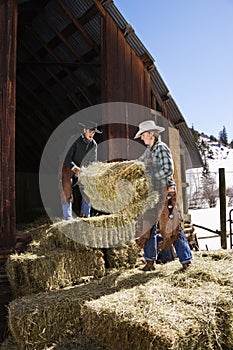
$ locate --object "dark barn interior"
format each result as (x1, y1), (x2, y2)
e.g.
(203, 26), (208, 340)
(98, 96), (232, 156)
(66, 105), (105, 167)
(15, 0), (152, 223)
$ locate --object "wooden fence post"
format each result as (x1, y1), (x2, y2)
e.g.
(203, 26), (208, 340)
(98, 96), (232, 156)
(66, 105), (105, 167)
(219, 168), (227, 249)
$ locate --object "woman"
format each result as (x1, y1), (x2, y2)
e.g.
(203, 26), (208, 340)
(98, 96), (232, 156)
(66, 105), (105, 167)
(134, 120), (193, 270)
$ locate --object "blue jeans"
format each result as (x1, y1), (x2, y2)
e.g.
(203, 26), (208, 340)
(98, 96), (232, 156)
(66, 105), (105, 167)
(62, 196), (91, 220)
(80, 197), (91, 218)
(62, 202), (72, 220)
(144, 225), (193, 265)
(79, 185), (91, 218)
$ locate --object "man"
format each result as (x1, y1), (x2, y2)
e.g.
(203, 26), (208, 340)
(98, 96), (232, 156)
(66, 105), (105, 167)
(61, 121), (102, 220)
(134, 120), (193, 270)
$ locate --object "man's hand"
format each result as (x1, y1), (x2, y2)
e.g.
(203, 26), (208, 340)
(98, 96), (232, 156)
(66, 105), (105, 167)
(71, 165), (80, 175)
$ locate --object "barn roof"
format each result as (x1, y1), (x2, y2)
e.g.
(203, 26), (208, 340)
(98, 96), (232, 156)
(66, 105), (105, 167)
(16, 0), (202, 171)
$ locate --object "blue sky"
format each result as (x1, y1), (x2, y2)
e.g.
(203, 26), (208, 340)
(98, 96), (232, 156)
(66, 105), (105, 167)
(114, 0), (233, 141)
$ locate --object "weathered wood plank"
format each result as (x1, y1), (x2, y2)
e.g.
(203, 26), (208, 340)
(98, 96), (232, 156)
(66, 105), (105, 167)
(0, 0), (17, 250)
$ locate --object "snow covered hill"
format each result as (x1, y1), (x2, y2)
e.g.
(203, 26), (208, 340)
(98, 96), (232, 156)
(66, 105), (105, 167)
(186, 135), (233, 250)
(186, 136), (233, 208)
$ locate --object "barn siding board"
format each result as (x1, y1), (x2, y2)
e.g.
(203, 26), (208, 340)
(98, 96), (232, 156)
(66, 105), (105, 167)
(104, 13), (151, 107)
(0, 0), (17, 251)
(102, 13), (151, 161)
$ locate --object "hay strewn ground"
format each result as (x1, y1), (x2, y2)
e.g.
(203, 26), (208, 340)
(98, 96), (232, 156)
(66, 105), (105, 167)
(7, 250), (233, 350)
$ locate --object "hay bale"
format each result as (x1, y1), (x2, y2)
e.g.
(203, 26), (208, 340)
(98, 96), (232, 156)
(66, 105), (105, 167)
(81, 253), (233, 350)
(54, 215), (137, 248)
(78, 161), (157, 214)
(104, 241), (140, 269)
(8, 270), (144, 350)
(8, 283), (105, 350)
(82, 282), (233, 350)
(7, 217), (140, 299)
(54, 186), (158, 249)
(6, 248), (105, 298)
(8, 252), (233, 349)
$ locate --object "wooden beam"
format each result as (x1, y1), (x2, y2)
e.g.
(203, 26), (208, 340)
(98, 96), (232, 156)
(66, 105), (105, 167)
(38, 15), (100, 98)
(56, 0), (100, 54)
(91, 0), (106, 17)
(19, 36), (84, 110)
(17, 75), (56, 131)
(0, 0), (17, 250)
(21, 64), (68, 114)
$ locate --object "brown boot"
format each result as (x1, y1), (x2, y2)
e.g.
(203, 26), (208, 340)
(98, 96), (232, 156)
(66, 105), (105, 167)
(142, 260), (155, 271)
(182, 262), (191, 270)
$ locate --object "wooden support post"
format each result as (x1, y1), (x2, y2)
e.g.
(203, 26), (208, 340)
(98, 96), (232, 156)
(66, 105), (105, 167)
(219, 168), (227, 249)
(0, 0), (17, 251)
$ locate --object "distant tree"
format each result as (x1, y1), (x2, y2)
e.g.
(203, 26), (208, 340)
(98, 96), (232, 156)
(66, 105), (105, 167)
(202, 158), (210, 178)
(230, 140), (233, 149)
(198, 138), (211, 164)
(201, 173), (218, 208)
(227, 187), (233, 206)
(209, 135), (217, 142)
(190, 125), (199, 143)
(219, 126), (228, 146)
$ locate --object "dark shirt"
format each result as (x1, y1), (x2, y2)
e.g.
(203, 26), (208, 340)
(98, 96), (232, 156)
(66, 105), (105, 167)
(65, 134), (97, 168)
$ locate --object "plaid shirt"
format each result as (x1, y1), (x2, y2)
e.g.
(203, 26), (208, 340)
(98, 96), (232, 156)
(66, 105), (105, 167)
(138, 141), (175, 187)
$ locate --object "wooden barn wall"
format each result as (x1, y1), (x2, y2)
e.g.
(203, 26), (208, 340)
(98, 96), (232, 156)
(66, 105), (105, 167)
(102, 16), (151, 105)
(0, 0), (17, 251)
(169, 127), (183, 214)
(101, 14), (152, 161)
(16, 173), (45, 223)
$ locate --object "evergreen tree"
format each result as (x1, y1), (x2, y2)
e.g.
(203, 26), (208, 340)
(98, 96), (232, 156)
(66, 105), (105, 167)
(210, 135), (217, 142)
(190, 125), (199, 143)
(219, 126), (228, 145)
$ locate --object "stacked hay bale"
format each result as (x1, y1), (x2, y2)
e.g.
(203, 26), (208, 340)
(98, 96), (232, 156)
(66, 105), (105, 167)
(7, 222), (105, 298)
(7, 161), (152, 298)
(81, 251), (233, 350)
(7, 250), (233, 349)
(73, 161), (159, 248)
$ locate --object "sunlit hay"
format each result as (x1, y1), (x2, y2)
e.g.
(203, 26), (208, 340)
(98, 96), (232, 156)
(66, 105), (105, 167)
(168, 253), (233, 289)
(6, 248), (105, 298)
(8, 254), (233, 350)
(78, 161), (157, 214)
(8, 271), (151, 350)
(81, 258), (233, 350)
(195, 249), (233, 261)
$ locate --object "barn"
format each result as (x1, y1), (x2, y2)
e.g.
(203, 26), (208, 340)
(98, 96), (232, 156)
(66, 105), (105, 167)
(0, 0), (202, 252)
(0, 0), (203, 343)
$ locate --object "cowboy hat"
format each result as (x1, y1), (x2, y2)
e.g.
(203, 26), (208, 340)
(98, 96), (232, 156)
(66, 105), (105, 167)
(134, 120), (165, 139)
(79, 121), (102, 133)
